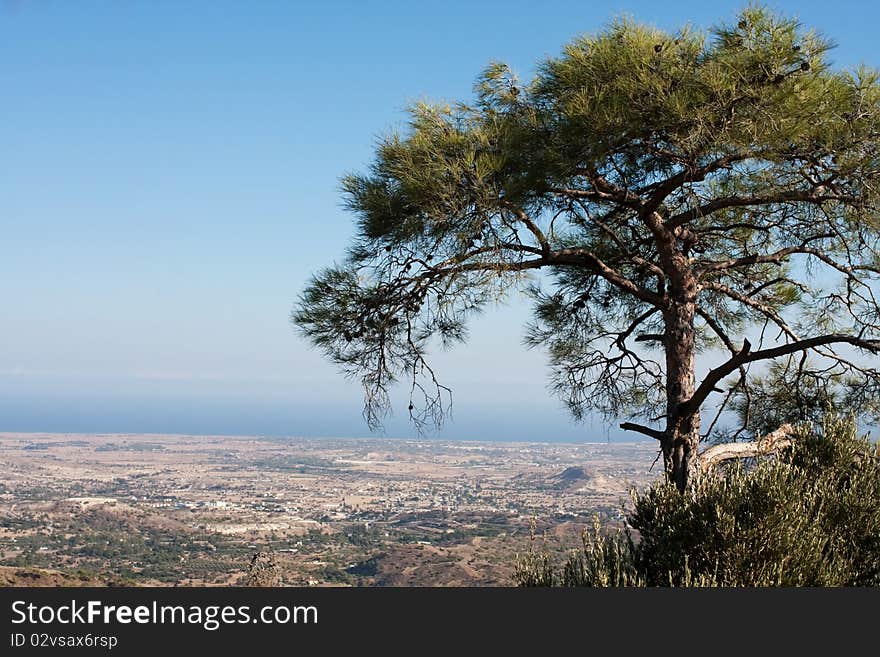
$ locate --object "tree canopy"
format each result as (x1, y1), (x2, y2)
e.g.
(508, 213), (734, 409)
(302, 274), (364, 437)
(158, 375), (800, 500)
(294, 5), (880, 490)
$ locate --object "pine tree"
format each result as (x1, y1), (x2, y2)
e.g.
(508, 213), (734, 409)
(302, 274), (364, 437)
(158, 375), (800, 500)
(294, 6), (880, 491)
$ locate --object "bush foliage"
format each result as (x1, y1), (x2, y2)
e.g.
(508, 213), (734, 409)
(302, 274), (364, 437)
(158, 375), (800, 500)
(515, 416), (880, 586)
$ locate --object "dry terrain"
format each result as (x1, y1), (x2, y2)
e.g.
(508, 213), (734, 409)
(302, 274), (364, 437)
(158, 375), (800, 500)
(0, 432), (658, 586)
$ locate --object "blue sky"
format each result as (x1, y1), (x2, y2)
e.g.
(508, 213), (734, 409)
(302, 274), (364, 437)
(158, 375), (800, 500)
(2, 1), (879, 441)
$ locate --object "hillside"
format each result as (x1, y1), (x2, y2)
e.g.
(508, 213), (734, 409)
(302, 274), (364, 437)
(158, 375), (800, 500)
(0, 565), (111, 587)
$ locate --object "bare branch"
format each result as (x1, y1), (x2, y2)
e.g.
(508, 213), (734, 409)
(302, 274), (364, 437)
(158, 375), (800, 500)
(700, 281), (800, 341)
(696, 234), (833, 275)
(501, 201), (549, 254)
(684, 335), (880, 417)
(620, 422), (665, 440)
(700, 424), (795, 472)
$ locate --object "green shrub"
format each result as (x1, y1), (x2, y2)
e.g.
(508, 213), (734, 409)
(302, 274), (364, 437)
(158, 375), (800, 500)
(515, 415), (880, 586)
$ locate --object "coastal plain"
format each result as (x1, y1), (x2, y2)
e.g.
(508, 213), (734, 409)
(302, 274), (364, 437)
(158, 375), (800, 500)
(0, 432), (658, 586)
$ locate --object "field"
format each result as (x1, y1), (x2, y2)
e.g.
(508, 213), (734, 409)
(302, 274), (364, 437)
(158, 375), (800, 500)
(0, 432), (658, 586)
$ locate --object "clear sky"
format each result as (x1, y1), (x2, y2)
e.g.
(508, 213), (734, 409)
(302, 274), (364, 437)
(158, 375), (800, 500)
(3, 1), (879, 441)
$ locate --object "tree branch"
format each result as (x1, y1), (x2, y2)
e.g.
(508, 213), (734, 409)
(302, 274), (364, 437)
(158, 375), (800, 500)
(683, 335), (880, 417)
(550, 249), (667, 307)
(643, 152), (747, 213)
(425, 246), (668, 308)
(667, 190), (861, 229)
(616, 308), (661, 350)
(699, 424), (794, 472)
(620, 422), (665, 440)
(552, 169), (645, 210)
(501, 201), (549, 254)
(696, 234), (834, 274)
(700, 281), (800, 341)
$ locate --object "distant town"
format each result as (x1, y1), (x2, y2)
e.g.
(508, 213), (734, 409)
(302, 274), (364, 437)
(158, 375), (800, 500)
(0, 432), (657, 586)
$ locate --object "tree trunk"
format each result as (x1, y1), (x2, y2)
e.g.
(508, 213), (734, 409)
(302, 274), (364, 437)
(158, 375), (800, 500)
(662, 297), (700, 492)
